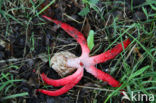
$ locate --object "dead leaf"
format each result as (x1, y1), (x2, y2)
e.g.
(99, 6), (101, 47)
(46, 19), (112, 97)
(133, 47), (143, 58)
(82, 19), (91, 38)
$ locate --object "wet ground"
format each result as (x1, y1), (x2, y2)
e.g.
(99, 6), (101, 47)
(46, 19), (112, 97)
(0, 0), (155, 103)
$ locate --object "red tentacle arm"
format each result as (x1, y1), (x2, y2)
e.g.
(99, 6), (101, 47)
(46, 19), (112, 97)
(40, 68), (83, 87)
(42, 15), (90, 55)
(37, 68), (83, 96)
(89, 39), (131, 65)
(86, 66), (121, 87)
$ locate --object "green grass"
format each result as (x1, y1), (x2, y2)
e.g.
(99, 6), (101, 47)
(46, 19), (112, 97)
(0, 72), (25, 101)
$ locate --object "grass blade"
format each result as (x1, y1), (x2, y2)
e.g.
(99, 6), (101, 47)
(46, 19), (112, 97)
(1, 92), (28, 100)
(129, 65), (150, 80)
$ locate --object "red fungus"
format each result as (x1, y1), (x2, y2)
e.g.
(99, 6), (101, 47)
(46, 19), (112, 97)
(37, 15), (131, 96)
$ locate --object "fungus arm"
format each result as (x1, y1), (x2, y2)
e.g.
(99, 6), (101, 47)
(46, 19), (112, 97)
(89, 39), (131, 65)
(37, 68), (83, 96)
(86, 66), (121, 87)
(42, 15), (90, 55)
(40, 68), (83, 87)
